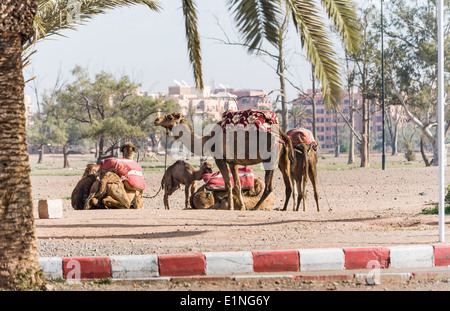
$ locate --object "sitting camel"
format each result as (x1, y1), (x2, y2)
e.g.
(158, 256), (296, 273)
(190, 178), (276, 210)
(161, 160), (214, 209)
(85, 142), (145, 209)
(285, 129), (319, 212)
(71, 163), (99, 210)
(142, 151), (158, 161)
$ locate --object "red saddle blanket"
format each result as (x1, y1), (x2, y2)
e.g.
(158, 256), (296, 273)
(286, 128), (318, 151)
(221, 109), (279, 132)
(203, 167), (255, 191)
(98, 158), (146, 191)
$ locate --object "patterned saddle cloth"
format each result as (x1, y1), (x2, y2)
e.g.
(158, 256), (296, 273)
(220, 109), (284, 146)
(221, 109), (279, 132)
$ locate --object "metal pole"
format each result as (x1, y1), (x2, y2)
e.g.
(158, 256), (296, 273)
(437, 0), (445, 242)
(381, 0), (386, 170)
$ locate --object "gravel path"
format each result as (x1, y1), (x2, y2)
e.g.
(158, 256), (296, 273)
(33, 166), (450, 258)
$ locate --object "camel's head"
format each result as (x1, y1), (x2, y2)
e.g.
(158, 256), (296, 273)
(82, 163), (100, 178)
(200, 160), (214, 174)
(120, 142), (137, 160)
(154, 112), (184, 130)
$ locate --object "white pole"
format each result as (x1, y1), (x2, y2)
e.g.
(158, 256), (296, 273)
(437, 0), (445, 242)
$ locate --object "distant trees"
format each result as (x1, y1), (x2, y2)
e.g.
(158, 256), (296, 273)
(27, 66), (179, 165)
(384, 0), (450, 166)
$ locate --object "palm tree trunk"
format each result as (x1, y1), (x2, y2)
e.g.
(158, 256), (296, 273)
(311, 64), (317, 139)
(0, 0), (43, 289)
(277, 43), (288, 133)
(347, 90), (355, 164)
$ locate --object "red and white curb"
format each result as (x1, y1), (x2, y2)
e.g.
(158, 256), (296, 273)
(39, 244), (450, 281)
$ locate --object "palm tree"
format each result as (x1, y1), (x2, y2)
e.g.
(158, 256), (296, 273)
(223, 0), (361, 108)
(0, 0), (360, 289)
(0, 0), (44, 290)
(289, 104), (311, 128)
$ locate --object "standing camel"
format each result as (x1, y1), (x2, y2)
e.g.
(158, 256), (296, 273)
(154, 111), (294, 211)
(290, 143), (320, 212)
(286, 128), (319, 212)
(161, 160), (214, 210)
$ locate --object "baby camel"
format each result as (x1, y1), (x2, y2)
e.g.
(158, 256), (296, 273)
(162, 160), (213, 210)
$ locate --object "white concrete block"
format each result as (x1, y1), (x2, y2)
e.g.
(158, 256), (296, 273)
(299, 248), (345, 271)
(389, 245), (434, 268)
(38, 199), (63, 219)
(110, 255), (159, 279)
(39, 257), (63, 279)
(204, 251), (253, 275)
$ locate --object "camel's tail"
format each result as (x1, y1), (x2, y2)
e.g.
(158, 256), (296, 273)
(143, 173), (166, 199)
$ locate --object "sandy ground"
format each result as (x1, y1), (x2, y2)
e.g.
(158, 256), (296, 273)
(32, 155), (450, 258)
(29, 153), (450, 291)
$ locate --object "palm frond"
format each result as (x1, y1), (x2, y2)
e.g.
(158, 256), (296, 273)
(285, 0), (343, 109)
(227, 0), (282, 51)
(320, 0), (361, 54)
(33, 0), (161, 43)
(182, 0), (203, 89)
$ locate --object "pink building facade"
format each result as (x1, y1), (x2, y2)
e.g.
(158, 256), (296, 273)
(295, 89), (384, 154)
(214, 88), (272, 111)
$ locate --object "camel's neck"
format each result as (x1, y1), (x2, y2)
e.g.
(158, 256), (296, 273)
(123, 153), (134, 160)
(172, 120), (208, 156)
(192, 169), (204, 181)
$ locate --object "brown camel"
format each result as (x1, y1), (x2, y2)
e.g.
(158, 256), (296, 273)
(85, 142), (144, 209)
(71, 163), (99, 210)
(190, 178), (276, 210)
(154, 111), (294, 211)
(289, 143), (320, 212)
(161, 160), (213, 210)
(86, 171), (137, 209)
(142, 151), (158, 161)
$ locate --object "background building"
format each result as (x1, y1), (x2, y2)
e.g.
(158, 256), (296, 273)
(295, 89), (384, 153)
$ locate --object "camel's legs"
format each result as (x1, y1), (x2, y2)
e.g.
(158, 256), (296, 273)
(84, 181), (100, 210)
(215, 159), (234, 210)
(253, 169), (274, 210)
(292, 179), (297, 211)
(163, 184), (178, 210)
(308, 164), (320, 212)
(100, 183), (131, 209)
(133, 192), (144, 209)
(184, 182), (195, 209)
(102, 196), (126, 209)
(295, 178), (304, 212)
(279, 147), (292, 211)
(229, 163), (245, 210)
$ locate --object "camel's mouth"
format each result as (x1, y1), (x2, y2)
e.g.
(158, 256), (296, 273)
(154, 118), (174, 131)
(154, 118), (163, 126)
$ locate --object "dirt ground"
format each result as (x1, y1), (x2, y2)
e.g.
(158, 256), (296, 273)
(30, 153), (450, 291)
(32, 153), (450, 255)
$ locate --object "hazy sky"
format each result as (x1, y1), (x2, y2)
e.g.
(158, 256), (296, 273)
(24, 1), (326, 107)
